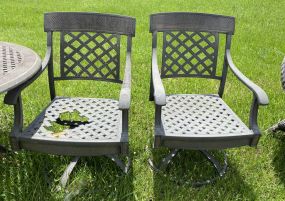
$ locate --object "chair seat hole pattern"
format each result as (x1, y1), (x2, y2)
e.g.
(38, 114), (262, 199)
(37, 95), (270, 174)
(161, 94), (253, 136)
(23, 97), (122, 142)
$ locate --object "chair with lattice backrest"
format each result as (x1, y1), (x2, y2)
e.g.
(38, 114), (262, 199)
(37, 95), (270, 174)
(4, 12), (135, 187)
(148, 12), (269, 186)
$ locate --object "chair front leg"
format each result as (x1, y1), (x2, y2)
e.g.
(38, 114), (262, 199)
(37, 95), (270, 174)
(120, 109), (129, 154)
(154, 105), (163, 133)
(106, 154), (131, 173)
(154, 105), (164, 148)
(104, 109), (131, 173)
(249, 95), (261, 146)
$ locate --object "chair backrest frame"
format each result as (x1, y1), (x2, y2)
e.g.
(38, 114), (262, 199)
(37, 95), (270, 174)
(44, 12), (135, 99)
(150, 12), (235, 97)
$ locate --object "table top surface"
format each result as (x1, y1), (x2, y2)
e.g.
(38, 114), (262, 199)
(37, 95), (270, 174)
(0, 41), (42, 93)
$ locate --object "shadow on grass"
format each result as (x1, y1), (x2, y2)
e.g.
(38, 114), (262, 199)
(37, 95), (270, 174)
(68, 156), (134, 201)
(151, 148), (257, 200)
(0, 149), (134, 201)
(271, 132), (285, 186)
(0, 151), (59, 200)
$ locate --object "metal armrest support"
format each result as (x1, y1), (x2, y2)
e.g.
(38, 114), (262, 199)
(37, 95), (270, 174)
(226, 49), (269, 140)
(118, 37), (132, 148)
(226, 49), (269, 105)
(152, 48), (166, 106)
(119, 52), (131, 110)
(4, 46), (51, 105)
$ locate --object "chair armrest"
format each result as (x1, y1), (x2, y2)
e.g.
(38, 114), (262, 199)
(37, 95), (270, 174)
(152, 48), (166, 106)
(4, 46), (51, 105)
(226, 49), (269, 105)
(119, 52), (131, 110)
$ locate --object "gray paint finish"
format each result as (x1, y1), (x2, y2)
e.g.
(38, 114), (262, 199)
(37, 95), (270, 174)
(4, 12), (136, 186)
(149, 12), (268, 186)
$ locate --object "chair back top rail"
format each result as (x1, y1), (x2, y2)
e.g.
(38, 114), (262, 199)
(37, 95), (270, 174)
(44, 12), (136, 36)
(150, 12), (235, 34)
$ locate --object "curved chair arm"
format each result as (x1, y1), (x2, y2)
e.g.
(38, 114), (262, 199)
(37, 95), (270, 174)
(226, 49), (269, 105)
(4, 46), (51, 105)
(119, 52), (131, 110)
(152, 48), (166, 106)
(226, 49), (268, 140)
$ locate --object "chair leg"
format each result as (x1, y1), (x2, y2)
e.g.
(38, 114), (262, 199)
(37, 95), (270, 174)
(60, 156), (80, 188)
(106, 154), (131, 173)
(148, 149), (179, 171)
(268, 119), (285, 132)
(200, 150), (227, 177)
(148, 149), (228, 187)
(59, 154), (130, 188)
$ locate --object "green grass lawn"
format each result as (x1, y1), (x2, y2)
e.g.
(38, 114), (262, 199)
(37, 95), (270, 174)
(1, 0), (285, 200)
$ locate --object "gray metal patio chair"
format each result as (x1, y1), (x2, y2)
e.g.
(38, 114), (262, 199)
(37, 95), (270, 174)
(4, 12), (135, 187)
(148, 12), (269, 185)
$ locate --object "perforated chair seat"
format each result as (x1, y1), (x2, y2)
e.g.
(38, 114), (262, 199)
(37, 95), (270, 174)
(156, 94), (255, 150)
(17, 97), (126, 156)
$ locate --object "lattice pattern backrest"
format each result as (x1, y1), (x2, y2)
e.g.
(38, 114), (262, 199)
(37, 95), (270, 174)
(161, 31), (219, 79)
(60, 32), (121, 82)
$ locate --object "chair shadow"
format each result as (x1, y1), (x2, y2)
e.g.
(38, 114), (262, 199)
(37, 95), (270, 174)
(0, 151), (59, 200)
(271, 132), (285, 186)
(152, 148), (257, 200)
(70, 155), (134, 201)
(0, 149), (134, 201)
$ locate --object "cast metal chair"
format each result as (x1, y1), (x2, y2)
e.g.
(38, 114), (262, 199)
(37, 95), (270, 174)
(4, 12), (135, 187)
(148, 12), (269, 185)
